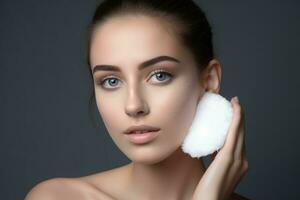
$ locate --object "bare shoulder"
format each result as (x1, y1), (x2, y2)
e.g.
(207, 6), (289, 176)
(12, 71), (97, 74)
(24, 177), (116, 200)
(230, 192), (252, 200)
(78, 164), (131, 199)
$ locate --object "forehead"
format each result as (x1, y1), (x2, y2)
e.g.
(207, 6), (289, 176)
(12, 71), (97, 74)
(89, 15), (194, 68)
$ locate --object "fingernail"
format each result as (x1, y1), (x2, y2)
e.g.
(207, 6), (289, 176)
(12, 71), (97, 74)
(233, 96), (239, 103)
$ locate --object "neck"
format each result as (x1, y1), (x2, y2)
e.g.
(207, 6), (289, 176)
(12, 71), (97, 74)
(127, 147), (206, 200)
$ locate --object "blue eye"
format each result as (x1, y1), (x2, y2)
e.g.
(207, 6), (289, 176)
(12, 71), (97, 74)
(98, 69), (173, 90)
(149, 69), (172, 83)
(100, 77), (120, 89)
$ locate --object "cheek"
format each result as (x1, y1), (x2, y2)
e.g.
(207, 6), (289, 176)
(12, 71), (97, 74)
(152, 80), (199, 144)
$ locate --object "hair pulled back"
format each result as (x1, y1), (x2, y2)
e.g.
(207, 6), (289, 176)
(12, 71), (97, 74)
(86, 0), (215, 124)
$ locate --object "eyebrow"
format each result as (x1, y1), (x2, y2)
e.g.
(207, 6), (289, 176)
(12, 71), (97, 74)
(92, 55), (181, 74)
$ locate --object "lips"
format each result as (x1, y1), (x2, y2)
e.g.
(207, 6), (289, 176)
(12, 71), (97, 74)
(124, 125), (160, 135)
(124, 129), (161, 144)
(129, 130), (156, 134)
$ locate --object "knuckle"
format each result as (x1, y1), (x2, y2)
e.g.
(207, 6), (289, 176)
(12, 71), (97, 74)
(233, 156), (248, 169)
(243, 159), (249, 170)
(233, 158), (243, 169)
(237, 159), (249, 174)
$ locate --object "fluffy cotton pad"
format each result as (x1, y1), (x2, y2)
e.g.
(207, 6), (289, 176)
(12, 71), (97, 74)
(181, 91), (234, 158)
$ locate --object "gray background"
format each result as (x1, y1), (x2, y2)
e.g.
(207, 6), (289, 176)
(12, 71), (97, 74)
(1, 0), (299, 199)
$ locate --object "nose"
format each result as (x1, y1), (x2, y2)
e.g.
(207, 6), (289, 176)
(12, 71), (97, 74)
(125, 85), (149, 117)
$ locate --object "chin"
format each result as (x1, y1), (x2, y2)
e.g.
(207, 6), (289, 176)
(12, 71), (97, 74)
(124, 144), (179, 166)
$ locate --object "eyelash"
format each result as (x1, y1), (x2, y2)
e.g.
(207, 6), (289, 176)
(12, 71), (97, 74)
(96, 68), (173, 90)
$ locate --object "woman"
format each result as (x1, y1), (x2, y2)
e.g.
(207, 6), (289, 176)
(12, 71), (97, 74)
(25, 0), (249, 199)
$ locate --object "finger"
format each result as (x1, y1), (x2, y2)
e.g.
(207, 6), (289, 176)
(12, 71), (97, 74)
(223, 97), (242, 155)
(223, 121), (248, 198)
(222, 166), (245, 199)
(216, 103), (248, 198)
(242, 130), (247, 157)
(235, 107), (247, 159)
(221, 129), (245, 197)
(241, 113), (247, 157)
(234, 123), (245, 160)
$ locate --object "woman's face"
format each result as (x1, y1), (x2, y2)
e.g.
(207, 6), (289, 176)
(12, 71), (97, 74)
(89, 15), (206, 164)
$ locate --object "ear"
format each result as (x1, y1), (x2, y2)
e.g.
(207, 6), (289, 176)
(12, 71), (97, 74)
(201, 58), (222, 94)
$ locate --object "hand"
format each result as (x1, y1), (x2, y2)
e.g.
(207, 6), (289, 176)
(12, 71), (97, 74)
(192, 96), (249, 200)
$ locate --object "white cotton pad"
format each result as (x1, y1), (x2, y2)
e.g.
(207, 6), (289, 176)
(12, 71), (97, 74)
(181, 91), (234, 158)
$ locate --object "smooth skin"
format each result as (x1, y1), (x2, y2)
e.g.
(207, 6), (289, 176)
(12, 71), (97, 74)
(25, 14), (249, 200)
